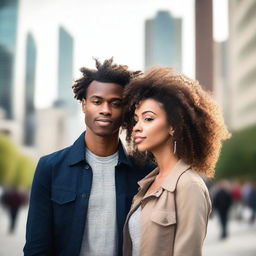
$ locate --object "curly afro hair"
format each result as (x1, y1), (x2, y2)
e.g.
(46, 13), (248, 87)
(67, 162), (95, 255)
(122, 67), (231, 177)
(72, 57), (142, 100)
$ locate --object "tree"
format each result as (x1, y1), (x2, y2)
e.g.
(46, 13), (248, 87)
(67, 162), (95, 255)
(0, 133), (35, 188)
(216, 125), (256, 179)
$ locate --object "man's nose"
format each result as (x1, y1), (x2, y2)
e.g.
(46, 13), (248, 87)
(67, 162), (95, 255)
(100, 102), (111, 116)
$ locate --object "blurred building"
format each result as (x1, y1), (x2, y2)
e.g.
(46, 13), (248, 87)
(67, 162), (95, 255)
(0, 0), (19, 119)
(228, 0), (256, 129)
(35, 107), (69, 157)
(57, 26), (76, 113)
(24, 33), (37, 146)
(144, 10), (182, 71)
(195, 0), (214, 91)
(0, 107), (21, 143)
(214, 41), (231, 126)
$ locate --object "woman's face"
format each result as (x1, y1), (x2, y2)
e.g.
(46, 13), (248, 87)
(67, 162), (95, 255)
(133, 98), (172, 153)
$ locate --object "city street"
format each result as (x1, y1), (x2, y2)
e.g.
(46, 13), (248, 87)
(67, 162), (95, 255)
(0, 205), (256, 256)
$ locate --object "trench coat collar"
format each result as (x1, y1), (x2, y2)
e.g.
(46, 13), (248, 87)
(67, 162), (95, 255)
(137, 159), (191, 193)
(68, 131), (133, 167)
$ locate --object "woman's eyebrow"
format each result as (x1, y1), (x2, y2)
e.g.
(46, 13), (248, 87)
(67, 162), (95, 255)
(141, 110), (157, 115)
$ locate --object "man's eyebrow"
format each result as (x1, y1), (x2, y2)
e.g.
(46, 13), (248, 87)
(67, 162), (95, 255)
(110, 98), (122, 101)
(89, 96), (122, 101)
(89, 95), (103, 99)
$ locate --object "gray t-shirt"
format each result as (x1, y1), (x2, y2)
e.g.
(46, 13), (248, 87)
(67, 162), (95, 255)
(128, 206), (141, 256)
(79, 149), (118, 256)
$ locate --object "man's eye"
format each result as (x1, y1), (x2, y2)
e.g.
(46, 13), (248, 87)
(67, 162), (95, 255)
(92, 100), (101, 105)
(111, 101), (122, 107)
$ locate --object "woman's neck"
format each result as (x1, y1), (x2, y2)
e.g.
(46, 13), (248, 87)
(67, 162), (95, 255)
(152, 144), (179, 177)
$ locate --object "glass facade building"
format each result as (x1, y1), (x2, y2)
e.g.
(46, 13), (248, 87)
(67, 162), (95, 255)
(0, 0), (18, 119)
(144, 11), (182, 71)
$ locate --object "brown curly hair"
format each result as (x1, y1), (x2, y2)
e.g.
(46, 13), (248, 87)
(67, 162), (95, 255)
(72, 57), (142, 100)
(122, 67), (231, 177)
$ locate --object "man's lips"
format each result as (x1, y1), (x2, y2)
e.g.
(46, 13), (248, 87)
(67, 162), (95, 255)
(95, 118), (113, 127)
(134, 136), (146, 144)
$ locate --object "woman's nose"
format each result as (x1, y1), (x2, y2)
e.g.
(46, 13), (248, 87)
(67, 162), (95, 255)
(133, 121), (142, 132)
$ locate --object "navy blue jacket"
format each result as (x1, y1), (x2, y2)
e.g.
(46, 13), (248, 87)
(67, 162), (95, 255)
(24, 132), (152, 256)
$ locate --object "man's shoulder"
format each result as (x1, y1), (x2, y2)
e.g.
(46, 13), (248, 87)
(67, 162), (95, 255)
(39, 145), (73, 167)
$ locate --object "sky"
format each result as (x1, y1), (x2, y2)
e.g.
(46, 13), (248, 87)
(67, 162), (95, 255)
(13, 0), (228, 111)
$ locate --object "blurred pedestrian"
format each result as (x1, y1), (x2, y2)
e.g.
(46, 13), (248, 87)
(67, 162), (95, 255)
(213, 180), (232, 239)
(1, 186), (28, 233)
(231, 180), (242, 220)
(247, 183), (256, 224)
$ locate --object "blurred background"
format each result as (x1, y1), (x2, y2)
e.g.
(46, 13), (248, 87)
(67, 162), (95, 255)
(0, 0), (256, 255)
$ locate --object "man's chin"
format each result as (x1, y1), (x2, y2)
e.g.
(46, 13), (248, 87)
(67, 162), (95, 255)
(94, 129), (120, 138)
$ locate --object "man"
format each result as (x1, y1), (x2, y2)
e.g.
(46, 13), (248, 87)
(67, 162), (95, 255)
(24, 58), (151, 256)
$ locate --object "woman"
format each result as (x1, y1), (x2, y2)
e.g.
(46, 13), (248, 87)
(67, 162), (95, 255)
(122, 67), (230, 256)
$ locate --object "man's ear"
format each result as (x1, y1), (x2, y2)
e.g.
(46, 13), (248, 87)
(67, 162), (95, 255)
(82, 99), (86, 113)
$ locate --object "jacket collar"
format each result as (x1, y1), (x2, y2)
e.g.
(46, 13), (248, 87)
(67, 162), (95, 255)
(137, 159), (191, 193)
(68, 131), (132, 167)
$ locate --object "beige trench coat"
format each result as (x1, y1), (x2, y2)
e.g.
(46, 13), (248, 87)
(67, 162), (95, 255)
(123, 159), (212, 256)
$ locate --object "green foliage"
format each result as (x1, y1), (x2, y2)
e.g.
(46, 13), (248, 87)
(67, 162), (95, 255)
(0, 133), (35, 188)
(216, 125), (256, 179)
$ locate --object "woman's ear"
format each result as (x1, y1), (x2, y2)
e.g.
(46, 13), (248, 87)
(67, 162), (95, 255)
(169, 127), (174, 136)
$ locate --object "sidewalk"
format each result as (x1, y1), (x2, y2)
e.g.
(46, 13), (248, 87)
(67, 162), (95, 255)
(0, 205), (27, 256)
(203, 216), (256, 256)
(0, 205), (256, 256)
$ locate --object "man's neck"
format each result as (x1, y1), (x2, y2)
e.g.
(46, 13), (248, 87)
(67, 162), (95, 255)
(85, 130), (119, 157)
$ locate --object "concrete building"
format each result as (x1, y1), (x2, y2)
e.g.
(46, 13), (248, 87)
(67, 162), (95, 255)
(57, 26), (76, 113)
(145, 10), (182, 71)
(195, 0), (214, 91)
(228, 0), (256, 129)
(214, 41), (231, 126)
(24, 33), (37, 146)
(35, 107), (69, 157)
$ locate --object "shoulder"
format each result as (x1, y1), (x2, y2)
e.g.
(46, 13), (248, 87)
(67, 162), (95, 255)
(176, 168), (209, 195)
(33, 145), (73, 185)
(38, 145), (72, 168)
(175, 169), (212, 213)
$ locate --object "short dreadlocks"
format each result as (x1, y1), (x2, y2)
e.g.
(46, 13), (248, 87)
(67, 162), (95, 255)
(72, 57), (142, 100)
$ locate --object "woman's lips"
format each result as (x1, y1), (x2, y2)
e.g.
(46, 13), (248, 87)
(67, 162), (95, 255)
(134, 136), (146, 144)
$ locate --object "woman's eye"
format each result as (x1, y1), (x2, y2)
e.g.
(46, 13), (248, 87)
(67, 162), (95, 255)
(144, 117), (153, 121)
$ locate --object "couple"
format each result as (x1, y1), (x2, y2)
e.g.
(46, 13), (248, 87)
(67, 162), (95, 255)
(24, 58), (230, 256)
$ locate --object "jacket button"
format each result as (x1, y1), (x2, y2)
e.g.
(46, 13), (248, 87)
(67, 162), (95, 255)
(163, 218), (168, 223)
(81, 193), (87, 198)
(84, 164), (90, 170)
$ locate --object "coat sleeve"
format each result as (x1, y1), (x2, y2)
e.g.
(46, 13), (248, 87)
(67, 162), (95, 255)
(23, 157), (53, 256)
(173, 181), (211, 256)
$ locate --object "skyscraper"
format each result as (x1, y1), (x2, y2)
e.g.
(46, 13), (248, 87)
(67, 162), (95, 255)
(195, 0), (214, 91)
(0, 0), (19, 119)
(24, 33), (37, 146)
(228, 0), (256, 129)
(145, 10), (182, 71)
(57, 26), (75, 112)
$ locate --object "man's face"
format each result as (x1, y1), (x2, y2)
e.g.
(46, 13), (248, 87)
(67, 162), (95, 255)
(82, 80), (124, 137)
